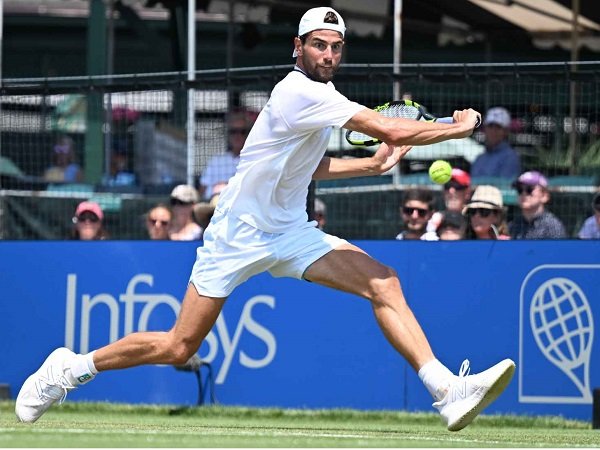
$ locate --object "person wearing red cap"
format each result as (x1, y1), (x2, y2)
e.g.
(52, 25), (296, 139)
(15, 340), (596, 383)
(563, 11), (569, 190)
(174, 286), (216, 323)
(70, 201), (109, 240)
(428, 168), (472, 235)
(16, 7), (512, 432)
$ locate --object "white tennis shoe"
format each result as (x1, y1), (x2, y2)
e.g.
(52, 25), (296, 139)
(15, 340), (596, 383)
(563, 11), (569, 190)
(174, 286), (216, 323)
(15, 347), (80, 423)
(433, 358), (515, 432)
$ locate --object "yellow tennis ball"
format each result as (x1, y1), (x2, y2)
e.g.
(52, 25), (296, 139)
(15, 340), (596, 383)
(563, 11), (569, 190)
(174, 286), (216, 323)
(429, 160), (452, 184)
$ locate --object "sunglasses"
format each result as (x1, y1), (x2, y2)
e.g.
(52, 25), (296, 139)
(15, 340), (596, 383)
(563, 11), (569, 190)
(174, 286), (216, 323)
(171, 198), (192, 206)
(148, 218), (169, 227)
(74, 213), (100, 223)
(468, 208), (496, 218)
(516, 185), (536, 195)
(402, 206), (429, 218)
(444, 181), (468, 191)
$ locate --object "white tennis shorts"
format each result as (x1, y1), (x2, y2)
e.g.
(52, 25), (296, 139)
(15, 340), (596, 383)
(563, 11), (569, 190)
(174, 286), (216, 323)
(189, 209), (348, 298)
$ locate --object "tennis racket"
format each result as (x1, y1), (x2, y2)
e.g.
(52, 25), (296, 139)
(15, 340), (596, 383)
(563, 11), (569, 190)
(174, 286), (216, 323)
(345, 99), (481, 146)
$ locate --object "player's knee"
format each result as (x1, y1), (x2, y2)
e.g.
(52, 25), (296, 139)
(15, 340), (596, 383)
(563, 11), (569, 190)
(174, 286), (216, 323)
(156, 334), (197, 365)
(367, 266), (401, 306)
(168, 341), (197, 365)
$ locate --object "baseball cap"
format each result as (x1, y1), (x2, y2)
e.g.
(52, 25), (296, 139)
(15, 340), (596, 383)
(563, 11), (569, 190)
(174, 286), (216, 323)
(462, 185), (504, 214)
(170, 184), (199, 204)
(512, 170), (548, 188)
(448, 168), (471, 187)
(292, 7), (346, 57)
(484, 107), (511, 128)
(75, 201), (104, 221)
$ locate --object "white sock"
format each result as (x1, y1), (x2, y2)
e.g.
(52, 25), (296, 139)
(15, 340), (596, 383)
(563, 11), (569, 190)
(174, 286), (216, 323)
(69, 351), (98, 385)
(418, 359), (455, 402)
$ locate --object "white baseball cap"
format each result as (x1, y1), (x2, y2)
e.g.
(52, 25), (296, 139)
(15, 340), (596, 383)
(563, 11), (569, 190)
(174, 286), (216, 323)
(292, 7), (346, 57)
(484, 107), (511, 128)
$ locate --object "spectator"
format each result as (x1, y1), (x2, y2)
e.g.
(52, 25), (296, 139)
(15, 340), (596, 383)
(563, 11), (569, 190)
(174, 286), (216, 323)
(199, 109), (258, 200)
(192, 196), (218, 232)
(146, 204), (172, 240)
(577, 191), (600, 239)
(437, 211), (467, 241)
(509, 171), (567, 239)
(44, 136), (83, 183)
(313, 197), (327, 230)
(168, 184), (203, 241)
(70, 201), (109, 240)
(471, 107), (521, 179)
(428, 168), (471, 233)
(463, 185), (510, 240)
(101, 142), (136, 187)
(397, 188), (438, 241)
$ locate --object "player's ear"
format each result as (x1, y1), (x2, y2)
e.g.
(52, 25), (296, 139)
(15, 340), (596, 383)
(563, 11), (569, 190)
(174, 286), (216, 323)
(293, 36), (303, 56)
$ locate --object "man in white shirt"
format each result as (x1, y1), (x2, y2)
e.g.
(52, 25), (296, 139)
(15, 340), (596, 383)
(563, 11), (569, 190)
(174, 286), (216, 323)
(17, 7), (514, 432)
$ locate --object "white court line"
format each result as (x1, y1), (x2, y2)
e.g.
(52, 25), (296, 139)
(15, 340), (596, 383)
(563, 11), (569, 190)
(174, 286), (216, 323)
(0, 426), (589, 447)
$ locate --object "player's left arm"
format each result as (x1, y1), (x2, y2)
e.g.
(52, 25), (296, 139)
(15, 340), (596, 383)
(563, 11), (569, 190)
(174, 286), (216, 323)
(312, 143), (411, 180)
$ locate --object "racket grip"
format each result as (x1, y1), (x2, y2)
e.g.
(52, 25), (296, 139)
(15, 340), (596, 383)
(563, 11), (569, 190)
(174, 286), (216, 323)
(438, 116), (482, 128)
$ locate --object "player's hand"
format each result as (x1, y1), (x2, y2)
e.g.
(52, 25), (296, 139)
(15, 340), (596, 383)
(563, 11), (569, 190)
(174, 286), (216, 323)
(452, 108), (482, 134)
(372, 143), (412, 174)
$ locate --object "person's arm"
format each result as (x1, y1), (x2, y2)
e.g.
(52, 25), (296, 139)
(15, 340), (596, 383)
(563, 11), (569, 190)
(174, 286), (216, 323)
(343, 107), (480, 146)
(312, 142), (411, 180)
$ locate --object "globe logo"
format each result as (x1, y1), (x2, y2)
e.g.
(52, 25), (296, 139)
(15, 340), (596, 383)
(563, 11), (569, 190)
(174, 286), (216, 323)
(530, 277), (594, 401)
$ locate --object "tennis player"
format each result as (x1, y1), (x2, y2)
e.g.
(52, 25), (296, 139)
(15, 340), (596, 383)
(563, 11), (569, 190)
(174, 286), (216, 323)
(16, 7), (514, 431)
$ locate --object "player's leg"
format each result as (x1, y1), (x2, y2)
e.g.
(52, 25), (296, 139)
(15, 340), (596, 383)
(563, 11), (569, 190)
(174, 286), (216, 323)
(303, 242), (434, 371)
(94, 284), (225, 370)
(15, 284), (225, 423)
(303, 242), (514, 431)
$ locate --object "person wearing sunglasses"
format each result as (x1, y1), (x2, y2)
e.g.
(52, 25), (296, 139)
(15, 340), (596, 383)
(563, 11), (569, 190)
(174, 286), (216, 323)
(462, 185), (509, 240)
(168, 184), (203, 241)
(199, 108), (259, 200)
(577, 191), (600, 239)
(397, 188), (438, 241)
(428, 168), (472, 234)
(509, 171), (566, 239)
(70, 201), (109, 240)
(145, 204), (172, 240)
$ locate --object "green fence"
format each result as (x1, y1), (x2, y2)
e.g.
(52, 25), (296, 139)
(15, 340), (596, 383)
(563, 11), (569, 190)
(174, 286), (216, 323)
(1, 62), (599, 240)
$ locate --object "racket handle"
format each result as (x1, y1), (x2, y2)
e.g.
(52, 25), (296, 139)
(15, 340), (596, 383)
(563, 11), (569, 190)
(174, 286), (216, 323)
(437, 116), (482, 128)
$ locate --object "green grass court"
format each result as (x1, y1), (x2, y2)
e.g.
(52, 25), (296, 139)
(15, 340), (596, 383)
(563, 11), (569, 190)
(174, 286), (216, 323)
(0, 401), (599, 447)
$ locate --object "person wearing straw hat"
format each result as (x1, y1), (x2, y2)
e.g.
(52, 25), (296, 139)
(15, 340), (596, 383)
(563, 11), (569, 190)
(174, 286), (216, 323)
(462, 185), (509, 240)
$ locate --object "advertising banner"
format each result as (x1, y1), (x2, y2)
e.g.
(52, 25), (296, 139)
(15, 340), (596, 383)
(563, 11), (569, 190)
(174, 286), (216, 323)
(1, 240), (598, 420)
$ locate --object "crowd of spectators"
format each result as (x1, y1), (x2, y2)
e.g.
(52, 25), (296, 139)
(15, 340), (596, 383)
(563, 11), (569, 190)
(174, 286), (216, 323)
(51, 105), (599, 242)
(399, 169), (599, 241)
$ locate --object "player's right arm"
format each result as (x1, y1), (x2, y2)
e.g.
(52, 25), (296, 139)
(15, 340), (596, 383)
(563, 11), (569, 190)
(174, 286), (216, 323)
(343, 107), (480, 146)
(312, 143), (411, 180)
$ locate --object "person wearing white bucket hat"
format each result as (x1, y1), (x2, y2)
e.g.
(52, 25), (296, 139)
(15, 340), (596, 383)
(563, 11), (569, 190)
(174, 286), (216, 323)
(16, 7), (513, 432)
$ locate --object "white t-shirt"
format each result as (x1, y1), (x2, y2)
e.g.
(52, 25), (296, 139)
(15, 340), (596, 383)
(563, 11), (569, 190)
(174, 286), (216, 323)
(200, 153), (240, 199)
(216, 69), (365, 233)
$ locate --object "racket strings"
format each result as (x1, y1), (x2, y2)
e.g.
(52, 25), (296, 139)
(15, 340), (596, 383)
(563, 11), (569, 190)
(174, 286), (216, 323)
(346, 104), (422, 144)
